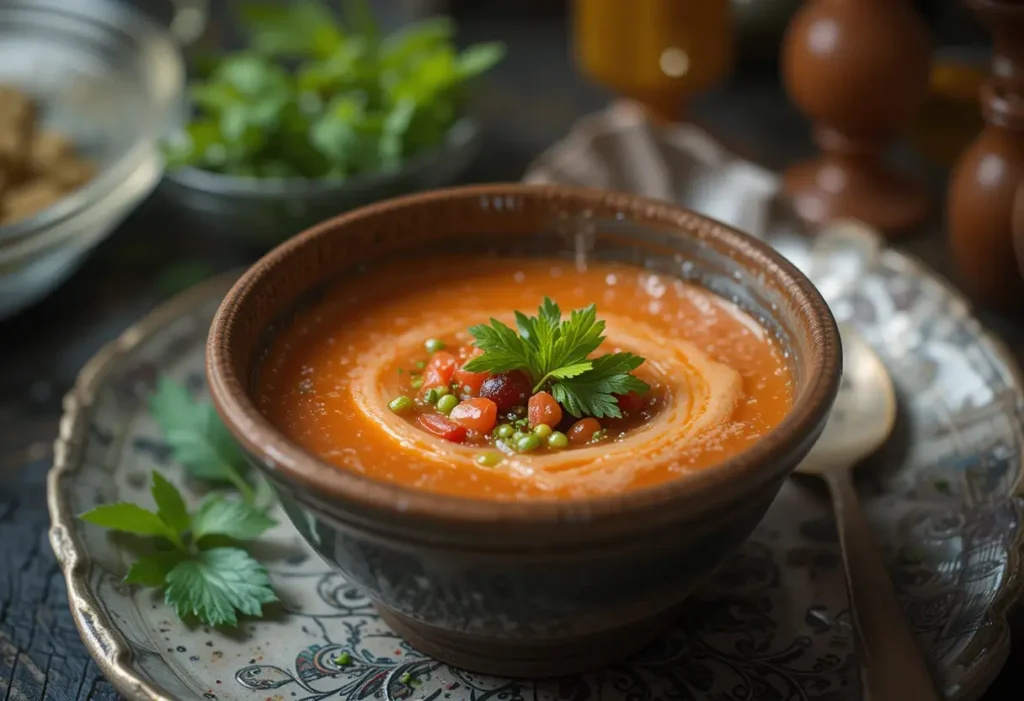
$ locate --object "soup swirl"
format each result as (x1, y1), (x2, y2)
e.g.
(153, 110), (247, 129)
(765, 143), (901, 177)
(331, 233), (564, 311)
(258, 257), (793, 501)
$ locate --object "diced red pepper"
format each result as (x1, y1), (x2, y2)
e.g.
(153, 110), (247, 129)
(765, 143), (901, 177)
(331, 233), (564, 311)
(417, 413), (468, 443)
(448, 398), (498, 434)
(420, 351), (458, 391)
(616, 391), (647, 414)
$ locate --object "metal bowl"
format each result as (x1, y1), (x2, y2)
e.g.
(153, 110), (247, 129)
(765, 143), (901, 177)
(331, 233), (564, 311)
(0, 0), (187, 318)
(159, 118), (482, 247)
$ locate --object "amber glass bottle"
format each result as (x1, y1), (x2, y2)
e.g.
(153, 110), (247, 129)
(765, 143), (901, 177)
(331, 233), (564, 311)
(572, 0), (734, 122)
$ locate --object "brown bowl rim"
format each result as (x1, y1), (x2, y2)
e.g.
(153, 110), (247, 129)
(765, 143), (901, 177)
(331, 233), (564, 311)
(206, 183), (841, 525)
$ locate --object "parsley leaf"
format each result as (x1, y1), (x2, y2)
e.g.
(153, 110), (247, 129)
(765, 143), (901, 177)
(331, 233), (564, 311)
(79, 471), (278, 628)
(463, 318), (533, 374)
(192, 497), (276, 542)
(164, 548), (278, 627)
(552, 353), (650, 419)
(463, 298), (650, 418)
(149, 378), (255, 501)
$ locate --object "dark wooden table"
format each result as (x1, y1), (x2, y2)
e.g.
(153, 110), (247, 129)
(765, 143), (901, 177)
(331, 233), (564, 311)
(1, 11), (1021, 701)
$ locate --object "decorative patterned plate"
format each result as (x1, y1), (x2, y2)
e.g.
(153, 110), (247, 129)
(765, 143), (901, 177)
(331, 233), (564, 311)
(50, 109), (1024, 701)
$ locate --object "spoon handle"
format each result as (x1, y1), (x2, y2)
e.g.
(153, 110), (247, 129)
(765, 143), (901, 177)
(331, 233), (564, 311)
(825, 469), (941, 701)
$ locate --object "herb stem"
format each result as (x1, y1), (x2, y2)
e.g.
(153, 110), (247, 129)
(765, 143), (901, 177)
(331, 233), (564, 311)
(225, 466), (256, 504)
(532, 373), (553, 394)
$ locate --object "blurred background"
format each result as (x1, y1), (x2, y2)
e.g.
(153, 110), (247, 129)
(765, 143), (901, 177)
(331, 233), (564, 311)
(0, 0), (998, 471)
(0, 0), (1001, 466)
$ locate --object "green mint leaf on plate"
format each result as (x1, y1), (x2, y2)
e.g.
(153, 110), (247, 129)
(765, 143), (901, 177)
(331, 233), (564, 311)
(164, 547), (278, 627)
(125, 551), (188, 587)
(151, 471), (190, 535)
(79, 471), (279, 628)
(552, 353), (651, 419)
(149, 378), (253, 500)
(80, 502), (175, 539)
(192, 497), (276, 542)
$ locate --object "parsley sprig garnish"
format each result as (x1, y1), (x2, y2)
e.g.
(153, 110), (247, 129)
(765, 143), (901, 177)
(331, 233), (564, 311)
(463, 298), (650, 419)
(79, 378), (278, 628)
(81, 472), (278, 627)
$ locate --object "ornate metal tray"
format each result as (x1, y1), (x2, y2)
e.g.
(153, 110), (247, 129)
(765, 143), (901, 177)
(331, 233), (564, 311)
(49, 106), (1024, 700)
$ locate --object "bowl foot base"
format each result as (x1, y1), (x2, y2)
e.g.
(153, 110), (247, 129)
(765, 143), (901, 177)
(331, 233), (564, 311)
(374, 604), (670, 678)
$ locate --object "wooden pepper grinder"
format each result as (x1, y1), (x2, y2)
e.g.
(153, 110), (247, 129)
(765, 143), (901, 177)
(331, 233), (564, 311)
(781, 0), (932, 236)
(951, 0), (1024, 313)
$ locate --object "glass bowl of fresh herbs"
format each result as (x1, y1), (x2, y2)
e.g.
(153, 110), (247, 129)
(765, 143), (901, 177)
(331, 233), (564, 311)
(159, 1), (503, 245)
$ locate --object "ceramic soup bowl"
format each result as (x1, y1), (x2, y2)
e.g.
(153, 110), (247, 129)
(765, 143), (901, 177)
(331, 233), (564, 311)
(206, 184), (842, 677)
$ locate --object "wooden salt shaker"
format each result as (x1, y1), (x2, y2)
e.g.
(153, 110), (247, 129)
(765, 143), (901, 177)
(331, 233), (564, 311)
(781, 0), (932, 236)
(949, 0), (1024, 313)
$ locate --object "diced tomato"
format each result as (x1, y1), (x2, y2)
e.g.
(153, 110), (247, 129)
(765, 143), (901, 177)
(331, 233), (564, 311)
(528, 391), (563, 428)
(616, 391), (647, 414)
(567, 417), (602, 445)
(420, 351), (458, 391)
(417, 413), (468, 443)
(458, 345), (483, 362)
(454, 366), (489, 396)
(448, 398), (498, 434)
(451, 347), (486, 395)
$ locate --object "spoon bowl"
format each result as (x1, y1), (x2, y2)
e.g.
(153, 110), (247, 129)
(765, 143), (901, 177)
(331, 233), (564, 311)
(797, 323), (896, 473)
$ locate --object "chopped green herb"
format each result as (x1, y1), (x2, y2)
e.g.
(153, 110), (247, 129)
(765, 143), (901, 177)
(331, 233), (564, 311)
(388, 396), (413, 414)
(399, 672), (412, 685)
(590, 429), (607, 443)
(436, 394), (459, 415)
(410, 376), (424, 390)
(335, 651), (352, 665)
(415, 360), (427, 370)
(424, 338), (446, 354)
(397, 368), (404, 375)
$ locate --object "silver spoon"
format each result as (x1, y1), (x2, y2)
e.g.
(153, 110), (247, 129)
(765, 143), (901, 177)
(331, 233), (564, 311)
(796, 323), (940, 701)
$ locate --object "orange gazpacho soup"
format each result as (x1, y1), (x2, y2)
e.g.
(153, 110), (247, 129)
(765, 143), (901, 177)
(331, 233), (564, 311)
(258, 256), (794, 501)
